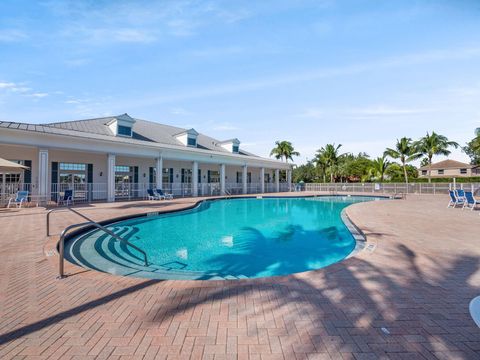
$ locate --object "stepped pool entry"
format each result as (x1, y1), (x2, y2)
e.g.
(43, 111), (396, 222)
(65, 196), (381, 280)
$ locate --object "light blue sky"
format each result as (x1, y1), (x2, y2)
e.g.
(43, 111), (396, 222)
(1, 0), (479, 164)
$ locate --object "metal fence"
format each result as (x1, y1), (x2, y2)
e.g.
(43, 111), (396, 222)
(303, 182), (480, 195)
(1, 181), (290, 206)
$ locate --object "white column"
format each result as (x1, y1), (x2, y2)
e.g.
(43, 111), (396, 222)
(287, 169), (292, 191)
(155, 156), (163, 189)
(107, 154), (116, 202)
(275, 169), (280, 192)
(38, 149), (49, 197)
(192, 161), (198, 197)
(242, 165), (248, 194)
(220, 164), (226, 195)
(260, 167), (265, 194)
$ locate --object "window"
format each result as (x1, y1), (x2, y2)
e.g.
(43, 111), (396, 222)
(209, 170), (220, 183)
(117, 125), (132, 136)
(187, 137), (197, 146)
(232, 145), (239, 153)
(421, 170), (427, 176)
(59, 163), (86, 171)
(460, 168), (467, 175)
(438, 169), (444, 175)
(162, 168), (172, 184)
(115, 165), (132, 173)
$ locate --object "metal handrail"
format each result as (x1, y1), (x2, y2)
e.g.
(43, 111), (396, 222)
(50, 207), (148, 278)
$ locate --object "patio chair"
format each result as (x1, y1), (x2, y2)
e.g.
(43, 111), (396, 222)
(7, 190), (29, 208)
(147, 189), (162, 200)
(463, 191), (479, 211)
(456, 189), (467, 201)
(57, 189), (73, 206)
(447, 190), (465, 208)
(155, 188), (173, 200)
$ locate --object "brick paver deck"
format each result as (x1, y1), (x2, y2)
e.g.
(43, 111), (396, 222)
(1, 193), (480, 359)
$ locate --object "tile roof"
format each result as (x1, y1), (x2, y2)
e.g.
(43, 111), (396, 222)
(419, 159), (474, 170)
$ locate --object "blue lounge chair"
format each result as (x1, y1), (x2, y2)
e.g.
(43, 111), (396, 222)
(463, 191), (479, 211)
(58, 189), (73, 206)
(7, 190), (29, 208)
(147, 189), (162, 200)
(155, 189), (173, 200)
(456, 189), (467, 201)
(448, 190), (465, 208)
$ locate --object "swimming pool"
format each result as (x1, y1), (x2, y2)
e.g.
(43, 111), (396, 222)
(65, 196), (380, 280)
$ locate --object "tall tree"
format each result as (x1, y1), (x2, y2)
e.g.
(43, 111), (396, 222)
(368, 156), (391, 182)
(415, 132), (459, 183)
(384, 137), (421, 184)
(315, 144), (344, 183)
(463, 128), (480, 165)
(270, 141), (300, 163)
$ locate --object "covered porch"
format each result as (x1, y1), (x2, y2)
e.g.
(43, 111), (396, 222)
(0, 144), (292, 206)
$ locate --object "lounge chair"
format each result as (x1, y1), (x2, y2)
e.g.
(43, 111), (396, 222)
(456, 189), (467, 201)
(155, 189), (173, 200)
(448, 190), (465, 208)
(463, 191), (479, 211)
(7, 190), (29, 208)
(147, 189), (162, 200)
(58, 189), (73, 206)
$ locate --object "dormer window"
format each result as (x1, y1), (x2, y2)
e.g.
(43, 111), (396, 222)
(117, 125), (132, 136)
(107, 113), (135, 137)
(219, 138), (241, 154)
(187, 137), (197, 147)
(174, 128), (198, 147)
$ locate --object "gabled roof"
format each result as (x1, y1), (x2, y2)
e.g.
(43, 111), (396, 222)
(218, 138), (240, 145)
(174, 128), (199, 137)
(0, 114), (259, 157)
(419, 159), (474, 170)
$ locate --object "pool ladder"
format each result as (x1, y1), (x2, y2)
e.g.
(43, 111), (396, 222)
(47, 207), (148, 279)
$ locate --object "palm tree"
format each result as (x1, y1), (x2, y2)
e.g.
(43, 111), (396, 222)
(384, 137), (421, 185)
(313, 152), (328, 183)
(315, 144), (344, 183)
(473, 128), (480, 153)
(270, 141), (300, 163)
(415, 132), (459, 183)
(368, 156), (391, 182)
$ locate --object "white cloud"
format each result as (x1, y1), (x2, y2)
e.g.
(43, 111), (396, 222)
(170, 107), (192, 116)
(28, 92), (48, 98)
(0, 29), (28, 42)
(119, 45), (480, 106)
(0, 81), (33, 94)
(0, 82), (16, 89)
(346, 105), (436, 118)
(296, 108), (324, 119)
(212, 123), (239, 131)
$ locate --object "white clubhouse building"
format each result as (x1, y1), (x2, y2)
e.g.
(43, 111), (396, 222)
(0, 114), (293, 205)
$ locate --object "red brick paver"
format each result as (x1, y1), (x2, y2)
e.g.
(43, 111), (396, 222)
(1, 193), (480, 359)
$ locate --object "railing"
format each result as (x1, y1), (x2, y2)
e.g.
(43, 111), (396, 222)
(303, 182), (480, 195)
(51, 207), (148, 278)
(4, 181), (293, 206)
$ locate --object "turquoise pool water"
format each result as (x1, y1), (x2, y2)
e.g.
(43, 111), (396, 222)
(66, 196), (379, 280)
